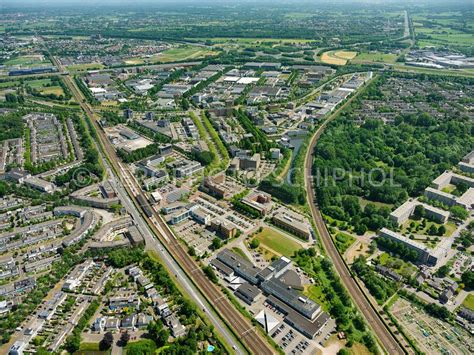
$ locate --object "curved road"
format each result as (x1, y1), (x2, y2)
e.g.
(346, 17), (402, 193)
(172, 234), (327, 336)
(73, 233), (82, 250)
(303, 77), (407, 355)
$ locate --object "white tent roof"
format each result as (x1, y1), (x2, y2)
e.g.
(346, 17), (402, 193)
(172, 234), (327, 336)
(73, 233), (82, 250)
(255, 309), (279, 333)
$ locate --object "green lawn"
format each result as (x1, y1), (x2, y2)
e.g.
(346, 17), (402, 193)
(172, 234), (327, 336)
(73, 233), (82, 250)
(232, 247), (250, 262)
(377, 252), (417, 278)
(67, 63), (105, 71)
(26, 78), (53, 88)
(254, 227), (303, 258)
(333, 232), (355, 254)
(303, 284), (330, 311)
(4, 55), (50, 67)
(462, 294), (474, 311)
(78, 342), (100, 351)
(401, 218), (456, 238)
(352, 52), (399, 64)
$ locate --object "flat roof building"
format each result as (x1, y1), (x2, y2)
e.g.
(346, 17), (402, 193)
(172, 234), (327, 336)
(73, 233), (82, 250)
(235, 282), (262, 305)
(389, 200), (450, 225)
(272, 209), (312, 240)
(216, 249), (262, 285)
(378, 228), (437, 266)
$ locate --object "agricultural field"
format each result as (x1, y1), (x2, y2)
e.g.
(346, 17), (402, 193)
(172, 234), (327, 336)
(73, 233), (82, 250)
(412, 11), (474, 55)
(320, 50), (357, 65)
(253, 227), (303, 258)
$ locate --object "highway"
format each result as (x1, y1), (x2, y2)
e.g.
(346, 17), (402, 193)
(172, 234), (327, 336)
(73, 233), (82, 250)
(48, 52), (275, 354)
(303, 76), (408, 355)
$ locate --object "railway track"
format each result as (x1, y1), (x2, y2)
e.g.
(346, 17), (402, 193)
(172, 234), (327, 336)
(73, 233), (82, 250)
(56, 60), (275, 354)
(303, 76), (408, 355)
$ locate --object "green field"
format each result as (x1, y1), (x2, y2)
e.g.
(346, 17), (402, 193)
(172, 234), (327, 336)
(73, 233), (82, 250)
(378, 252), (417, 278)
(254, 227), (303, 258)
(304, 284), (329, 311)
(26, 78), (53, 88)
(152, 45), (218, 63)
(78, 342), (100, 351)
(352, 52), (399, 64)
(4, 55), (50, 68)
(462, 294), (474, 311)
(232, 247), (250, 262)
(67, 63), (105, 71)
(0, 81), (20, 89)
(25, 78), (65, 97)
(333, 232), (355, 254)
(412, 12), (473, 52)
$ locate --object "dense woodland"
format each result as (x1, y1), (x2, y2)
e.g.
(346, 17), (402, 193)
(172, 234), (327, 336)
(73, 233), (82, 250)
(313, 74), (473, 233)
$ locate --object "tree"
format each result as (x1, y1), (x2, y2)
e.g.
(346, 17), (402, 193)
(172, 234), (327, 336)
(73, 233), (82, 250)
(428, 224), (438, 236)
(99, 332), (114, 351)
(461, 271), (474, 290)
(249, 239), (260, 249)
(437, 225), (446, 236)
(64, 335), (80, 353)
(450, 206), (468, 221)
(120, 331), (130, 347)
(436, 265), (449, 278)
(210, 237), (222, 250)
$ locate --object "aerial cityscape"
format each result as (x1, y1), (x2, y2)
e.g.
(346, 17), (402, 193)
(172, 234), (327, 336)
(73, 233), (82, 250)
(0, 0), (473, 354)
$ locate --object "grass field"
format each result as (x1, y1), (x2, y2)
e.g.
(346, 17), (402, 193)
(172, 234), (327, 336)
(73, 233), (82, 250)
(78, 342), (100, 351)
(412, 12), (473, 51)
(321, 50), (357, 65)
(39, 86), (64, 96)
(26, 78), (53, 88)
(352, 52), (399, 64)
(254, 227), (303, 258)
(4, 55), (50, 68)
(333, 232), (355, 254)
(0, 81), (20, 89)
(378, 252), (417, 278)
(152, 45), (218, 63)
(232, 247), (250, 262)
(303, 284), (329, 312)
(462, 294), (474, 311)
(66, 63), (105, 71)
(24, 78), (65, 97)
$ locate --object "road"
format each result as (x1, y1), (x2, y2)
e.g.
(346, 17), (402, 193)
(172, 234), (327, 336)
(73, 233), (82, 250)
(303, 76), (408, 355)
(48, 52), (275, 354)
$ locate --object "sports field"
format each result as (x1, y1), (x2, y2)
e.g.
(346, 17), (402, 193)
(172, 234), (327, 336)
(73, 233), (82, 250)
(253, 227), (303, 258)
